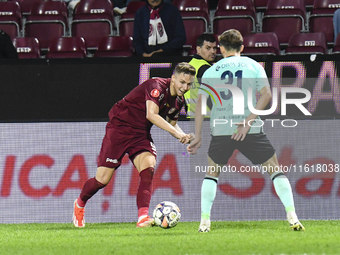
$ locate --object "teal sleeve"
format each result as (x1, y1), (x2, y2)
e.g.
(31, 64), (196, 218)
(256, 65), (270, 92)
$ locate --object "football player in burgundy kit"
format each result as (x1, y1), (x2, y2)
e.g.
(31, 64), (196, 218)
(73, 63), (196, 228)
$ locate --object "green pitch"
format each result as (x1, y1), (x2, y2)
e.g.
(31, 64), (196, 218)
(1, 220), (339, 255)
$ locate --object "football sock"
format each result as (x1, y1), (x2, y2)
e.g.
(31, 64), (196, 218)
(137, 167), (154, 220)
(271, 172), (295, 212)
(201, 176), (218, 220)
(78, 177), (106, 207)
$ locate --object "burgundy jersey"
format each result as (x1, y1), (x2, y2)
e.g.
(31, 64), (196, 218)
(108, 78), (184, 133)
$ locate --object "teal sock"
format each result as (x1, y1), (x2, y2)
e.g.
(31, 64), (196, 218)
(272, 173), (295, 212)
(201, 176), (218, 220)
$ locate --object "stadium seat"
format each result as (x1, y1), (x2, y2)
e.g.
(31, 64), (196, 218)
(172, 0), (209, 47)
(187, 33), (220, 56)
(71, 0), (114, 50)
(254, 0), (269, 11)
(173, 0), (209, 22)
(118, 1), (145, 37)
(304, 0), (314, 10)
(0, 1), (22, 39)
(331, 34), (340, 54)
(285, 33), (327, 55)
(9, 0), (44, 15)
(309, 0), (340, 45)
(93, 36), (133, 57)
(24, 1), (68, 50)
(46, 37), (87, 58)
(242, 32), (280, 55)
(13, 37), (40, 58)
(213, 0), (257, 37)
(262, 0), (307, 45)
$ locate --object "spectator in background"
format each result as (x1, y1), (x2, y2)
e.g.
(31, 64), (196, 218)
(333, 9), (340, 43)
(185, 34), (217, 117)
(0, 30), (18, 59)
(133, 0), (186, 57)
(114, 0), (173, 15)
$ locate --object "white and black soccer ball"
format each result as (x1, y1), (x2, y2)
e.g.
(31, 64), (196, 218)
(153, 201), (181, 229)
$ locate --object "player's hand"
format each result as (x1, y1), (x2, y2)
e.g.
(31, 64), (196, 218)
(178, 133), (191, 144)
(189, 133), (195, 143)
(187, 136), (201, 155)
(231, 122), (251, 141)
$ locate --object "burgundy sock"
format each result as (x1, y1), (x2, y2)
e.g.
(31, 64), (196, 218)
(137, 167), (154, 218)
(77, 177), (106, 207)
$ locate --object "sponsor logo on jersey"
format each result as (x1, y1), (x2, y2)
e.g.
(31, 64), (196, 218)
(168, 107), (176, 114)
(159, 93), (164, 101)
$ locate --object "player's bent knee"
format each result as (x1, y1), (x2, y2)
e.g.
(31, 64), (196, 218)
(95, 166), (115, 185)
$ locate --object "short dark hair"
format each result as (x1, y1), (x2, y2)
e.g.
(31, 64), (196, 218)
(174, 62), (196, 76)
(196, 34), (216, 48)
(218, 29), (243, 52)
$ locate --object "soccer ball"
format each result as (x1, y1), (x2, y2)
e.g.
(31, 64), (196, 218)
(153, 201), (181, 228)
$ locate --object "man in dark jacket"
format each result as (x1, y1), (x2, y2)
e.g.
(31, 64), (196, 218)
(133, 0), (186, 57)
(0, 30), (18, 58)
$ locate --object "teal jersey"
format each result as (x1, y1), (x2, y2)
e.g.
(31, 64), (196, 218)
(200, 56), (270, 136)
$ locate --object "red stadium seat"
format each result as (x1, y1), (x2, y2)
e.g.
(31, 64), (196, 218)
(242, 32), (280, 55)
(331, 34), (340, 54)
(309, 0), (340, 45)
(46, 37), (87, 58)
(13, 37), (40, 58)
(71, 0), (114, 50)
(118, 1), (145, 37)
(254, 0), (269, 11)
(25, 1), (68, 50)
(262, 0), (306, 45)
(304, 0), (314, 8)
(9, 0), (45, 15)
(173, 0), (209, 22)
(94, 36), (133, 57)
(0, 1), (22, 39)
(213, 0), (257, 37)
(285, 33), (327, 55)
(172, 0), (209, 47)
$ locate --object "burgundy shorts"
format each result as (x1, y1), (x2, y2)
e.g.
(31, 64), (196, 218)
(97, 122), (157, 169)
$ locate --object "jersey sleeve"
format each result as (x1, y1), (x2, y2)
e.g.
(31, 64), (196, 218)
(144, 80), (165, 107)
(255, 64), (270, 92)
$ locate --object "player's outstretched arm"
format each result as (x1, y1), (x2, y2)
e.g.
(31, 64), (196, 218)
(231, 86), (272, 141)
(146, 100), (190, 144)
(187, 95), (204, 154)
(166, 117), (193, 144)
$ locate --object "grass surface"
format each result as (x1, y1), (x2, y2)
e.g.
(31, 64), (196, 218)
(1, 220), (339, 255)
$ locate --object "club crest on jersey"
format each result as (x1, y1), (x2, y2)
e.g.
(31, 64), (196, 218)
(151, 89), (160, 97)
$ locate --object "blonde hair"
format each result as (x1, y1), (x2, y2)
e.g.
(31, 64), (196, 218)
(218, 29), (243, 52)
(174, 62), (196, 76)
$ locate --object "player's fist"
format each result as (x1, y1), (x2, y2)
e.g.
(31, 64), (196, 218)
(178, 133), (191, 144)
